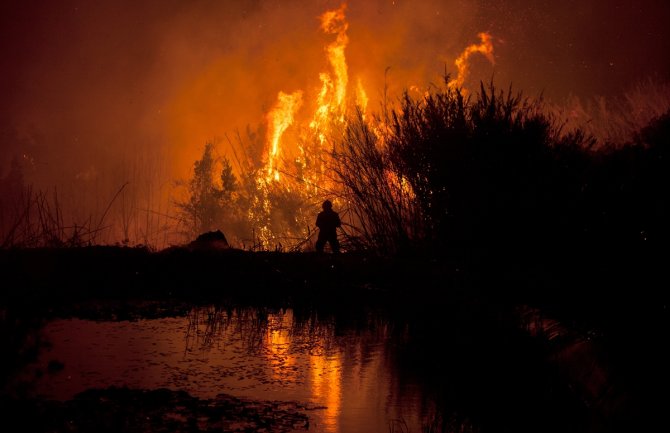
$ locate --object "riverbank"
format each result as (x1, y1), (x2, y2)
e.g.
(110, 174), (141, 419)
(1, 241), (666, 325)
(1, 243), (667, 433)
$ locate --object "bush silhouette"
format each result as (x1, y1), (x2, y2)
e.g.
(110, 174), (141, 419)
(332, 78), (669, 258)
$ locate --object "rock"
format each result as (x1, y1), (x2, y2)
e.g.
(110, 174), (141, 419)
(195, 230), (228, 244)
(188, 230), (230, 250)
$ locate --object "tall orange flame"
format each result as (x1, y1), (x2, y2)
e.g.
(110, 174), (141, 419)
(265, 90), (303, 182)
(356, 77), (369, 115)
(448, 32), (495, 90)
(309, 3), (350, 144)
(321, 4), (349, 112)
(249, 3), (494, 248)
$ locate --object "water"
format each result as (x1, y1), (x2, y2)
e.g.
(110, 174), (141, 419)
(18, 307), (431, 433)
(12, 302), (633, 433)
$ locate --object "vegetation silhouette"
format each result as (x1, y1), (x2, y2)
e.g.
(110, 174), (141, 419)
(331, 78), (669, 260)
(1, 76), (668, 255)
(1, 71), (668, 433)
(175, 142), (239, 240)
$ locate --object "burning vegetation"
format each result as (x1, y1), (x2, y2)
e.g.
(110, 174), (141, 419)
(173, 4), (501, 251)
(1, 3), (669, 255)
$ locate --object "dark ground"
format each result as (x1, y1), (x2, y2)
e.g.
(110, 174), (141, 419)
(0, 241), (666, 325)
(0, 242), (668, 433)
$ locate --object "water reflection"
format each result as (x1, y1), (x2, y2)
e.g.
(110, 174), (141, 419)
(184, 307), (394, 433)
(264, 311), (345, 431)
(7, 300), (629, 433)
(266, 311), (298, 383)
(309, 350), (342, 432)
(19, 306), (426, 433)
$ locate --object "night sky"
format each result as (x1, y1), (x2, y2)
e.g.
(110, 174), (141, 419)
(1, 0), (669, 188)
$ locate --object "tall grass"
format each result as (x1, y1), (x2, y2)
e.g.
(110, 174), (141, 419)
(549, 77), (670, 147)
(6, 76), (666, 253)
(330, 109), (418, 254)
(1, 147), (176, 249)
(329, 77), (670, 256)
(1, 186), (104, 248)
(175, 77), (669, 255)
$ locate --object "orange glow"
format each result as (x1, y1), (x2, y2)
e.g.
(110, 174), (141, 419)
(321, 4), (349, 112)
(310, 3), (350, 141)
(310, 352), (343, 432)
(248, 4), (357, 247)
(263, 311), (343, 432)
(265, 311), (297, 381)
(264, 90), (303, 182)
(169, 2), (497, 247)
(356, 77), (369, 115)
(9, 0), (663, 250)
(448, 32), (495, 91)
(387, 170), (416, 201)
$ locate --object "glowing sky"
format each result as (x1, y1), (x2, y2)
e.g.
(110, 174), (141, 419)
(1, 0), (668, 188)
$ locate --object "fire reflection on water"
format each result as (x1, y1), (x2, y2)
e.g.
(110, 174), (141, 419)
(19, 307), (422, 433)
(309, 351), (343, 432)
(263, 310), (344, 432)
(265, 311), (298, 383)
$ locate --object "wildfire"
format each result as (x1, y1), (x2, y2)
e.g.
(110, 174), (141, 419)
(322, 4), (349, 110)
(448, 32), (495, 90)
(355, 77), (369, 116)
(265, 90), (303, 182)
(310, 3), (350, 140)
(248, 3), (494, 248)
(263, 3), (350, 186)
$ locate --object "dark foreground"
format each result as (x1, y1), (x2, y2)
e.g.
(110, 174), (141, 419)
(1, 241), (666, 327)
(1, 243), (668, 433)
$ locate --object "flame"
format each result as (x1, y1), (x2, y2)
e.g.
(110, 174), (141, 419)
(246, 3), (494, 249)
(261, 4), (351, 192)
(321, 4), (349, 112)
(265, 90), (303, 182)
(310, 3), (350, 140)
(448, 32), (495, 90)
(356, 77), (369, 115)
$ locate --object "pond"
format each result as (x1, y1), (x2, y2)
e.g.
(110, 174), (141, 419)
(9, 302), (630, 433)
(16, 307), (435, 433)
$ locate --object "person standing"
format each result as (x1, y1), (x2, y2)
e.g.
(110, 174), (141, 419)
(315, 200), (341, 253)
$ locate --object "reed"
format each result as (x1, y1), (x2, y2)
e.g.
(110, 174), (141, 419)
(329, 77), (670, 256)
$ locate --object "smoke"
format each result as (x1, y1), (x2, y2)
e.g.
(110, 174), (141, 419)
(1, 0), (669, 245)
